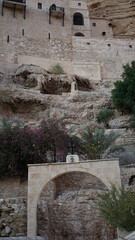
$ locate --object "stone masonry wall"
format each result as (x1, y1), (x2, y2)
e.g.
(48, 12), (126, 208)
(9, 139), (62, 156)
(37, 172), (115, 240)
(0, 168), (134, 238)
(0, 0), (135, 82)
(0, 36), (135, 83)
(0, 197), (27, 237)
(72, 37), (135, 82)
(0, 178), (27, 237)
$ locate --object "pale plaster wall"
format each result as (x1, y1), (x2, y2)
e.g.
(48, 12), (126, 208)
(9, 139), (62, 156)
(0, 0), (72, 40)
(0, 36), (135, 81)
(0, 0), (135, 82)
(72, 37), (135, 81)
(90, 18), (113, 38)
(27, 159), (121, 240)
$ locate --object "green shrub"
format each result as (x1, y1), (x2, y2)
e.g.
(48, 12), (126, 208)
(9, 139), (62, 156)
(83, 127), (117, 159)
(129, 115), (135, 129)
(109, 145), (124, 153)
(96, 108), (114, 128)
(98, 185), (135, 232)
(49, 64), (64, 75)
(112, 61), (135, 114)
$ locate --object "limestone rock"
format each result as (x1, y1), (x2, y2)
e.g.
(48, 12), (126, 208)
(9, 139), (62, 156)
(5, 226), (11, 234)
(14, 64), (47, 88)
(87, 0), (135, 37)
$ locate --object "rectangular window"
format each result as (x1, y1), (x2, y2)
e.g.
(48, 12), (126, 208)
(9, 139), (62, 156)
(7, 35), (9, 43)
(92, 23), (96, 27)
(78, 3), (81, 6)
(38, 3), (42, 9)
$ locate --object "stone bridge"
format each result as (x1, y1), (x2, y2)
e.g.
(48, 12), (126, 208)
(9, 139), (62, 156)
(27, 159), (121, 240)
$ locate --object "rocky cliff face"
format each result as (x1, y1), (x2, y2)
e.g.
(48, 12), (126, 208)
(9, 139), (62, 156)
(87, 0), (135, 36)
(0, 64), (106, 128)
(1, 64), (135, 165)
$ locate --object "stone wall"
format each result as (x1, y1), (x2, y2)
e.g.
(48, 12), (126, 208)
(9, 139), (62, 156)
(0, 165), (133, 238)
(0, 178), (27, 237)
(0, 0), (72, 40)
(0, 0), (135, 82)
(72, 37), (135, 81)
(0, 197), (27, 237)
(0, 35), (135, 83)
(37, 172), (115, 240)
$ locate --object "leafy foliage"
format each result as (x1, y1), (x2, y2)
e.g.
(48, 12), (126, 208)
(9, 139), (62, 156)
(109, 145), (124, 153)
(49, 64), (64, 75)
(98, 185), (135, 232)
(129, 115), (135, 129)
(112, 61), (135, 114)
(0, 118), (82, 177)
(83, 127), (116, 159)
(96, 108), (114, 128)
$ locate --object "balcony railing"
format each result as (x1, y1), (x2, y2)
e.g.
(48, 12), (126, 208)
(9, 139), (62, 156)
(2, 0), (26, 18)
(49, 4), (65, 26)
(4, 0), (26, 4)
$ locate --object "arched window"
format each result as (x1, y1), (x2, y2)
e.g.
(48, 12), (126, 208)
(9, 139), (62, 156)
(73, 12), (84, 26)
(51, 4), (56, 10)
(74, 32), (85, 37)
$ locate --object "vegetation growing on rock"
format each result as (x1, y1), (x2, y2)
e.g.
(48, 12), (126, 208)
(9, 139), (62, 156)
(96, 108), (114, 128)
(49, 64), (64, 75)
(0, 118), (83, 177)
(82, 127), (117, 159)
(98, 185), (135, 232)
(112, 61), (135, 114)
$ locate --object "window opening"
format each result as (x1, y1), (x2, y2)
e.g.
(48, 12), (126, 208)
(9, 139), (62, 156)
(22, 29), (24, 36)
(92, 23), (96, 27)
(38, 3), (42, 9)
(7, 35), (9, 43)
(108, 23), (112, 27)
(74, 32), (85, 37)
(51, 4), (56, 10)
(73, 12), (84, 26)
(102, 32), (106, 36)
(78, 3), (81, 6)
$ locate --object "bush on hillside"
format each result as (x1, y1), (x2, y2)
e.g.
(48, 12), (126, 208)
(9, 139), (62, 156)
(49, 64), (64, 75)
(0, 118), (83, 177)
(112, 61), (135, 114)
(96, 108), (114, 128)
(82, 127), (117, 159)
(98, 185), (135, 232)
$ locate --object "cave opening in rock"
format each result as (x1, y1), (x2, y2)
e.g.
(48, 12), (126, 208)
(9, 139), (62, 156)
(37, 172), (115, 240)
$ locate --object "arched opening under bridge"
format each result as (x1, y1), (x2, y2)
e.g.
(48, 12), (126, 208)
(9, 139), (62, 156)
(27, 159), (121, 239)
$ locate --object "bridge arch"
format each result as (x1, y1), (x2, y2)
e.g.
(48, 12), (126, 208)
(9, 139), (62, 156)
(27, 159), (121, 239)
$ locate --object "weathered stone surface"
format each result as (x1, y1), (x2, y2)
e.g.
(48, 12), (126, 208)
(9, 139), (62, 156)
(0, 161), (134, 238)
(87, 0), (135, 37)
(0, 197), (27, 237)
(37, 172), (115, 240)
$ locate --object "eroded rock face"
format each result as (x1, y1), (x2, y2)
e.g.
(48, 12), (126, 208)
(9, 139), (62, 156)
(87, 0), (135, 36)
(37, 172), (115, 240)
(9, 64), (93, 94)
